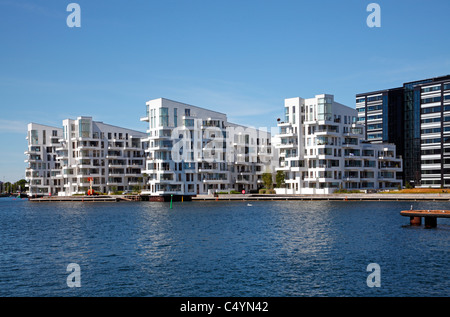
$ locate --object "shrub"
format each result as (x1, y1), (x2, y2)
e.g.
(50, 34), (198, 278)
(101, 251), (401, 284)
(334, 189), (361, 194)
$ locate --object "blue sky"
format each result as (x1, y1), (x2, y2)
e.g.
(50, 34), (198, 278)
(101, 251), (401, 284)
(1, 0), (450, 182)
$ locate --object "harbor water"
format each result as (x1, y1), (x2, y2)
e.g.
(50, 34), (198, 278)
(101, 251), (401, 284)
(0, 198), (448, 297)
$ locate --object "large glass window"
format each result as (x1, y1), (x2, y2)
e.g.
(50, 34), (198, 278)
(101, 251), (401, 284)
(422, 96), (442, 104)
(79, 119), (91, 138)
(421, 85), (441, 93)
(318, 98), (332, 121)
(184, 119), (194, 127)
(30, 130), (38, 145)
(159, 107), (169, 127)
(284, 107), (289, 122)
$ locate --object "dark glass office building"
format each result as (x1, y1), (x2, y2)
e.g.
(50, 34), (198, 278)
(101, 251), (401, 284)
(356, 75), (450, 187)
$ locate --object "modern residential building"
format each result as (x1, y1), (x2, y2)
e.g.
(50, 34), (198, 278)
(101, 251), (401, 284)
(274, 94), (402, 194)
(356, 75), (450, 187)
(227, 122), (274, 193)
(140, 98), (275, 199)
(25, 117), (148, 197)
(25, 123), (63, 196)
(55, 116), (148, 196)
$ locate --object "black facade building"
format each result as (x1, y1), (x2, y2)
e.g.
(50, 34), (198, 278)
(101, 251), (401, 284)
(356, 75), (450, 187)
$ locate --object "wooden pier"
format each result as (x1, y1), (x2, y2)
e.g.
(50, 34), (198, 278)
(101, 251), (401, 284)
(400, 210), (450, 228)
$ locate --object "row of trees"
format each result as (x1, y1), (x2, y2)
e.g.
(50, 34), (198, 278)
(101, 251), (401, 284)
(261, 171), (285, 191)
(1, 173), (285, 195)
(0, 179), (27, 194)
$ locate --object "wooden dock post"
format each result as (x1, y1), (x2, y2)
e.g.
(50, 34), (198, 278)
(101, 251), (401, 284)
(410, 216), (422, 226)
(424, 216), (437, 229)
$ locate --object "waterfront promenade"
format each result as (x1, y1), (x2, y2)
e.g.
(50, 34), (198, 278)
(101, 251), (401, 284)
(24, 192), (450, 202)
(192, 193), (450, 201)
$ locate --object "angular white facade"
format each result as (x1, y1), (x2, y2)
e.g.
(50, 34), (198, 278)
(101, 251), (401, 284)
(55, 117), (148, 196)
(25, 123), (63, 196)
(275, 94), (402, 194)
(140, 98), (275, 197)
(26, 94), (401, 198)
(25, 117), (147, 196)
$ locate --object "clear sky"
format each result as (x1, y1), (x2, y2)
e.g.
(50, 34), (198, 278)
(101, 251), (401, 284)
(1, 0), (450, 182)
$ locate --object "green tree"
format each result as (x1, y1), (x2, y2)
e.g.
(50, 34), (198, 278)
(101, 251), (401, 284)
(276, 171), (285, 188)
(15, 179), (27, 192)
(262, 172), (273, 189)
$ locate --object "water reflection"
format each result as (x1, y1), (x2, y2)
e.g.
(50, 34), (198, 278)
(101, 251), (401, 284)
(0, 199), (448, 296)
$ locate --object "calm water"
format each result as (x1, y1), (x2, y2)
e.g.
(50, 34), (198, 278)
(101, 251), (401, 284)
(0, 197), (448, 297)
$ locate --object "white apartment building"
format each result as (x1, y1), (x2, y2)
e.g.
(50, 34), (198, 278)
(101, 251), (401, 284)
(25, 123), (63, 196)
(275, 94), (402, 194)
(55, 117), (148, 196)
(25, 117), (148, 196)
(140, 98), (274, 199)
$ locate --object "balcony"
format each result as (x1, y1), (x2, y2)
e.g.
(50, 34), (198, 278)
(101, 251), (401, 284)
(277, 142), (297, 149)
(277, 121), (292, 127)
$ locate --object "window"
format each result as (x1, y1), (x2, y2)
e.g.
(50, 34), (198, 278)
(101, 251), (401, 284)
(185, 108), (190, 116)
(367, 124), (382, 130)
(368, 133), (382, 139)
(184, 119), (194, 127)
(421, 128), (441, 134)
(421, 106), (441, 114)
(421, 138), (441, 144)
(367, 95), (382, 102)
(79, 119), (91, 138)
(318, 98), (332, 121)
(421, 117), (441, 124)
(292, 106), (296, 124)
(422, 96), (442, 104)
(159, 107), (169, 127)
(367, 114), (383, 120)
(367, 104), (382, 111)
(174, 108), (178, 127)
(421, 86), (441, 93)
